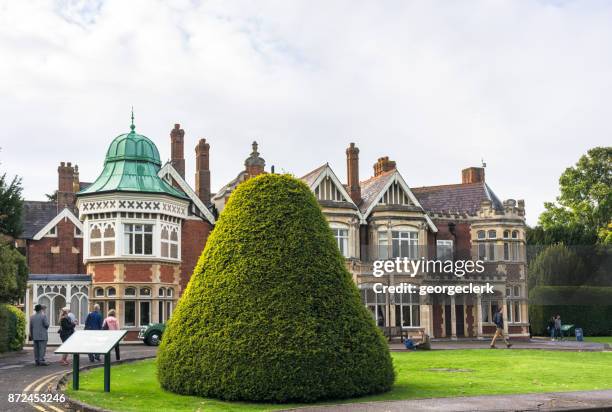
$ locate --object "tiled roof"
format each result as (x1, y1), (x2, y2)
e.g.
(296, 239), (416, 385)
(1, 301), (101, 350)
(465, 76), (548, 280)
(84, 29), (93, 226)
(21, 201), (58, 239)
(300, 164), (327, 188)
(358, 170), (396, 213)
(212, 170), (248, 201)
(28, 274), (91, 282)
(411, 182), (503, 215)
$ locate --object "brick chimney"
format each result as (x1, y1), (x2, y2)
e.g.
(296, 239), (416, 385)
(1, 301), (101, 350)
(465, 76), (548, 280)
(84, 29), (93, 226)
(57, 162), (76, 209)
(462, 167), (485, 184)
(346, 143), (361, 204)
(373, 156), (396, 177)
(195, 138), (211, 205)
(170, 124), (185, 179)
(244, 141), (265, 178)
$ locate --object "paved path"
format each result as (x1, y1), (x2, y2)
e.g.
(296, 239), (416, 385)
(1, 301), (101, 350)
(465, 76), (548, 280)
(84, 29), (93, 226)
(0, 344), (157, 412)
(293, 390), (612, 411)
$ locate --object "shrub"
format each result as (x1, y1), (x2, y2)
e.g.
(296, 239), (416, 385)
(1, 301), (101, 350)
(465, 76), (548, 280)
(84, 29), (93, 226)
(529, 286), (612, 336)
(0, 303), (25, 352)
(158, 174), (395, 402)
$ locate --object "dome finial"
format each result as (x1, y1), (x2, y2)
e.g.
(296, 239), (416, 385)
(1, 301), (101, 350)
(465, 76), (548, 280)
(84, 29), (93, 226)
(130, 106), (135, 132)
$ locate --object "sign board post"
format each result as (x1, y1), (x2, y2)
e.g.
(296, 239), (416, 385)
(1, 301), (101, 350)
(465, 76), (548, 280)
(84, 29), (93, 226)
(55, 330), (127, 393)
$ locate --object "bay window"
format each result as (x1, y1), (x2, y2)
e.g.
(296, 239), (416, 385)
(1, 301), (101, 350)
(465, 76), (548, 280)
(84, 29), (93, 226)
(124, 224), (153, 255)
(90, 224), (115, 257)
(331, 227), (349, 258)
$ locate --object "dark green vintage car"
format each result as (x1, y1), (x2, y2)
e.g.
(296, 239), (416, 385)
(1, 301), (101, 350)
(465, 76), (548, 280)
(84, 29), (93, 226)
(138, 323), (166, 346)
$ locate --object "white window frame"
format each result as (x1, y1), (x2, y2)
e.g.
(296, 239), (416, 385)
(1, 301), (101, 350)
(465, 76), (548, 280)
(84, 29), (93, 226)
(123, 223), (154, 256)
(436, 239), (454, 260)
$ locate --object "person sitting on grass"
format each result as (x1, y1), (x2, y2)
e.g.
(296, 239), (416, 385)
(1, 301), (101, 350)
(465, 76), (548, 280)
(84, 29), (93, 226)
(490, 307), (512, 349)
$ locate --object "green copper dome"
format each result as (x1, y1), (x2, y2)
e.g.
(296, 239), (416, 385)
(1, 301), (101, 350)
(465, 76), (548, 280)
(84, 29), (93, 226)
(78, 117), (188, 200)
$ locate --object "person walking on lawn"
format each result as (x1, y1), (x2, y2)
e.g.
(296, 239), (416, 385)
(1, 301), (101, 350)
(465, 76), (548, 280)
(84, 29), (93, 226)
(84, 304), (103, 362)
(554, 314), (563, 341)
(490, 307), (512, 349)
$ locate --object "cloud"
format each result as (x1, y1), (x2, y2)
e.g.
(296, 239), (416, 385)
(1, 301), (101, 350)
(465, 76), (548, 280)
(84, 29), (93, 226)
(0, 0), (611, 224)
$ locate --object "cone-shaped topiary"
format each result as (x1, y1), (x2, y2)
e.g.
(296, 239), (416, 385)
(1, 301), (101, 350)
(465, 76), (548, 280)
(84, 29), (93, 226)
(157, 174), (394, 402)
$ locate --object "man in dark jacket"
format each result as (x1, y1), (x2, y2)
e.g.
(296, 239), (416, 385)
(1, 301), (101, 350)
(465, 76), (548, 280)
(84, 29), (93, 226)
(84, 304), (103, 362)
(490, 306), (512, 349)
(29, 304), (49, 366)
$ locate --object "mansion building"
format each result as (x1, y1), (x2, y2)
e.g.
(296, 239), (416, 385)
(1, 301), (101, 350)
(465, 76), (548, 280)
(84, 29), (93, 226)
(18, 118), (528, 343)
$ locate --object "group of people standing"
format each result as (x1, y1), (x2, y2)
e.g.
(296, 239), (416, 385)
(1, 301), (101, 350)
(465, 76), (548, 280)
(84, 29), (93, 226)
(28, 303), (121, 366)
(547, 315), (564, 341)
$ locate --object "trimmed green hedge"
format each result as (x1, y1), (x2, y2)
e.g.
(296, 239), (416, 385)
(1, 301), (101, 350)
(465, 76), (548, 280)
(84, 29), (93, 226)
(157, 174), (395, 402)
(0, 303), (26, 352)
(529, 286), (612, 336)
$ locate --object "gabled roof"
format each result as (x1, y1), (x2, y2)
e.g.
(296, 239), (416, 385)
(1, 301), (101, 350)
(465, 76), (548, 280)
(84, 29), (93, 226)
(300, 163), (356, 206)
(359, 170), (437, 232)
(158, 163), (216, 224)
(211, 170), (248, 202)
(21, 201), (59, 239)
(411, 182), (503, 215)
(32, 207), (83, 240)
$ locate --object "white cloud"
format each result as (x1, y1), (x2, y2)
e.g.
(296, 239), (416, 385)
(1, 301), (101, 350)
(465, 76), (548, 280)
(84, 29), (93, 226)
(1, 0), (611, 224)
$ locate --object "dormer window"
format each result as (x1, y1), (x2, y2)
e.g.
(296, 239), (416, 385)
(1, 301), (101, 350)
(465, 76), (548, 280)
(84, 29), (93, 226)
(124, 224), (153, 255)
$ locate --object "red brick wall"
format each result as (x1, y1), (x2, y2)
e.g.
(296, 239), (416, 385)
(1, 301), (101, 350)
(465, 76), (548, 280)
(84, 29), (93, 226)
(466, 304), (475, 337)
(433, 304), (443, 338)
(124, 264), (153, 282)
(92, 263), (114, 282)
(26, 219), (84, 274)
(160, 264), (175, 283)
(180, 219), (212, 293)
(432, 219), (472, 260)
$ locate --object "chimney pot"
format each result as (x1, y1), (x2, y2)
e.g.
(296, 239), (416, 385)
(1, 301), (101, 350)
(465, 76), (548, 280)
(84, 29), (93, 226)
(195, 138), (211, 205)
(462, 167), (485, 184)
(373, 156), (396, 177)
(170, 123), (186, 179)
(346, 142), (361, 204)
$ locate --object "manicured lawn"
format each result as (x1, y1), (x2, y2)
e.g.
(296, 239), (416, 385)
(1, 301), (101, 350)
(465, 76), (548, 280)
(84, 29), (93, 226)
(67, 350), (612, 412)
(585, 336), (612, 344)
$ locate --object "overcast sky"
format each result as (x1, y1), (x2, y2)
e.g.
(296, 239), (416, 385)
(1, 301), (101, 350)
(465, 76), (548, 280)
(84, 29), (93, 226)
(1, 0), (610, 225)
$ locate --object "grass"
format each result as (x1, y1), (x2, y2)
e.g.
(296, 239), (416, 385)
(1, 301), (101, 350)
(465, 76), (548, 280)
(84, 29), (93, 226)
(67, 350), (612, 412)
(585, 336), (612, 344)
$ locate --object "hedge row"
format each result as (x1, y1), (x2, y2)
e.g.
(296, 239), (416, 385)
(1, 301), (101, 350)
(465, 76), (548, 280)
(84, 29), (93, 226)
(0, 304), (26, 352)
(529, 286), (612, 336)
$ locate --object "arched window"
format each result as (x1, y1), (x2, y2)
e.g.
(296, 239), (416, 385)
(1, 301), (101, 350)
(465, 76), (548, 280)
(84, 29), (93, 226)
(512, 230), (519, 239)
(124, 287), (136, 297)
(106, 287), (116, 297)
(159, 287), (165, 297)
(161, 225), (179, 259)
(167, 288), (174, 297)
(90, 223), (115, 257)
(94, 287), (104, 297)
(503, 230), (510, 238)
(140, 287), (151, 297)
(477, 230), (486, 239)
(488, 230), (497, 239)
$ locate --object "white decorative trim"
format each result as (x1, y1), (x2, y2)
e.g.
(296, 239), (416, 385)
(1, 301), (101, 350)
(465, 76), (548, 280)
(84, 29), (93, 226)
(362, 171), (438, 232)
(158, 163), (216, 224)
(32, 208), (83, 240)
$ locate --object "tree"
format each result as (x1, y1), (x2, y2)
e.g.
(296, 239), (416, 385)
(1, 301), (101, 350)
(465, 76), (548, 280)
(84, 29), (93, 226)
(527, 244), (586, 289)
(157, 174), (395, 402)
(0, 242), (28, 303)
(539, 147), (611, 244)
(0, 173), (23, 238)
